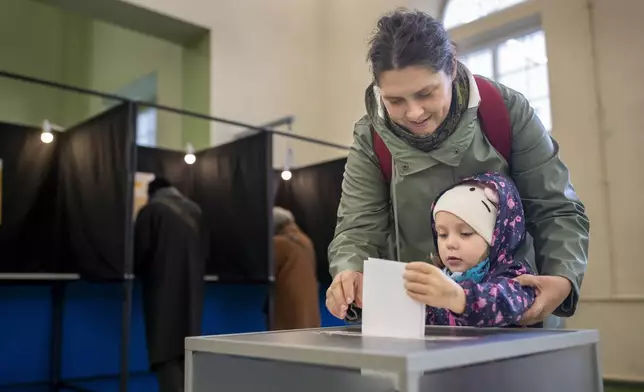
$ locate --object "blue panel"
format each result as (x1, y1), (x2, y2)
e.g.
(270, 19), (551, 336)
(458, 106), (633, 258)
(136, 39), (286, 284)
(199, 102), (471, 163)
(61, 281), (124, 379)
(201, 284), (268, 335)
(0, 285), (52, 385)
(65, 373), (157, 392)
(1, 280), (346, 388)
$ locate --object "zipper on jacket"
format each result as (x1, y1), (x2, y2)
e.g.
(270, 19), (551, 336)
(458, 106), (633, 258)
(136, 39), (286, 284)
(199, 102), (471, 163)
(391, 155), (402, 262)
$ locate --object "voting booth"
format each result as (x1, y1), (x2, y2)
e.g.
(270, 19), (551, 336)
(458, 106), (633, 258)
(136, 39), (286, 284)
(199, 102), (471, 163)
(184, 325), (602, 392)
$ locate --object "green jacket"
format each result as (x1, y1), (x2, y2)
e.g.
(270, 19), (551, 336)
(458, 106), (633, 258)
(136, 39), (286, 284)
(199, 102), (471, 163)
(328, 72), (590, 317)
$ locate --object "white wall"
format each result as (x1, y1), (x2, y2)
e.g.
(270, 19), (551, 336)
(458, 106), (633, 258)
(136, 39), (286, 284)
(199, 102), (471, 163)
(208, 0), (325, 168)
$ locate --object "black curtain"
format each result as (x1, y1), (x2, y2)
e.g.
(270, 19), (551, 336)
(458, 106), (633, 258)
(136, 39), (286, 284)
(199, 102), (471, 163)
(58, 103), (133, 280)
(274, 157), (347, 286)
(0, 122), (61, 273)
(194, 133), (272, 282)
(136, 146), (195, 198)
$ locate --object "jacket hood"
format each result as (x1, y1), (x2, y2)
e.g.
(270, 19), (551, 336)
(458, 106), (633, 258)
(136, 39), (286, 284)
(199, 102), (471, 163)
(430, 172), (527, 270)
(365, 82), (384, 128)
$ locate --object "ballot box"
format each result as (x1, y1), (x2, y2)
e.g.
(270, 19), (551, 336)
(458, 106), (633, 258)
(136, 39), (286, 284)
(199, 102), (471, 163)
(184, 325), (602, 392)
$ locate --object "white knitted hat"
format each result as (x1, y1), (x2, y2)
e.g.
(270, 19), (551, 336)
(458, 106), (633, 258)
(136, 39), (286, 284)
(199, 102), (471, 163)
(432, 183), (499, 245)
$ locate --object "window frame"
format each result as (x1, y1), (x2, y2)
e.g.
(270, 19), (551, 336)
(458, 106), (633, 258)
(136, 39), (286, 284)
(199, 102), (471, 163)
(444, 0), (551, 131)
(440, 0), (530, 31)
(458, 24), (542, 81)
(458, 26), (551, 131)
(135, 105), (158, 148)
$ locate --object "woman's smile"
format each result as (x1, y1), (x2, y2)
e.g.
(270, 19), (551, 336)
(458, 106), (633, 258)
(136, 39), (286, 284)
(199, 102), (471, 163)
(407, 115), (432, 132)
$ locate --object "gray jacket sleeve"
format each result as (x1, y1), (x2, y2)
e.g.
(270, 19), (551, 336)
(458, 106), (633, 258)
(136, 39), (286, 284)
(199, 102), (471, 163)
(327, 120), (391, 278)
(495, 81), (590, 317)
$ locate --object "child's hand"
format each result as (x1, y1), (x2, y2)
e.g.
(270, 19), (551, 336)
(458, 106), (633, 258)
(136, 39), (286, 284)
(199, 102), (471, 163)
(404, 262), (466, 314)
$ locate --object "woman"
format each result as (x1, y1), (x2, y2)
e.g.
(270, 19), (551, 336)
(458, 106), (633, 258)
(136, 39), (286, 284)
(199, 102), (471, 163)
(325, 9), (590, 328)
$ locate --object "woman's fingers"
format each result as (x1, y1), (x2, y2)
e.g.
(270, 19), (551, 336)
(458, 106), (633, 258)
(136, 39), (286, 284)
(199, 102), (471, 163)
(325, 295), (343, 319)
(328, 284), (347, 317)
(325, 271), (366, 320)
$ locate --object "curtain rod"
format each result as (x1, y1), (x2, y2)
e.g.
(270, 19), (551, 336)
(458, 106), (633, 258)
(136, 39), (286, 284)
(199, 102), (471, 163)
(0, 70), (350, 152)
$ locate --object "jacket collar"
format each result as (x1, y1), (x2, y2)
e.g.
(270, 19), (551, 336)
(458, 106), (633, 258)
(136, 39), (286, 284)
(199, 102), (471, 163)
(369, 67), (482, 177)
(150, 186), (182, 201)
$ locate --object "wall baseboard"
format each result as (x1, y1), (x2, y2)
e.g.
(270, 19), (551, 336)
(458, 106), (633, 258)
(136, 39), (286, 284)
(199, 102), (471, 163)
(604, 376), (644, 387)
(580, 296), (644, 303)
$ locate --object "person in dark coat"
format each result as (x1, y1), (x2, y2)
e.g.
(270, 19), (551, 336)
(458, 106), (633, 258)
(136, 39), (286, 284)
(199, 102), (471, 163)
(134, 177), (206, 392)
(271, 207), (321, 330)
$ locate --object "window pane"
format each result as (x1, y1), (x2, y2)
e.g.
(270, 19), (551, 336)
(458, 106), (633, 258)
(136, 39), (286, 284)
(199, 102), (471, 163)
(137, 108), (157, 147)
(531, 98), (552, 131)
(497, 30), (547, 74)
(496, 29), (551, 131)
(498, 71), (528, 96)
(526, 64), (549, 101)
(460, 48), (494, 79)
(460, 28), (552, 131)
(443, 0), (528, 29)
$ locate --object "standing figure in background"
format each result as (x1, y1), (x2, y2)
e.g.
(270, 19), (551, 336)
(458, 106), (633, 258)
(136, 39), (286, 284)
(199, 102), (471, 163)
(134, 177), (206, 392)
(271, 207), (321, 330)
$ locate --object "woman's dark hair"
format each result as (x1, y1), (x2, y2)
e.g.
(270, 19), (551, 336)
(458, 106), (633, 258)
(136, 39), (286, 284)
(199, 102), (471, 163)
(367, 8), (456, 83)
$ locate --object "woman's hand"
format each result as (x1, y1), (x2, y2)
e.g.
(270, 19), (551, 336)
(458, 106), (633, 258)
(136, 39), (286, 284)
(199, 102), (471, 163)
(514, 274), (572, 325)
(404, 262), (466, 313)
(325, 270), (363, 319)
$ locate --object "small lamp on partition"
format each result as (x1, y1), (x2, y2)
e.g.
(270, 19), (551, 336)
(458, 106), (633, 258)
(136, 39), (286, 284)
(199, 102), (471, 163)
(41, 119), (55, 144)
(281, 147), (293, 181)
(184, 143), (196, 165)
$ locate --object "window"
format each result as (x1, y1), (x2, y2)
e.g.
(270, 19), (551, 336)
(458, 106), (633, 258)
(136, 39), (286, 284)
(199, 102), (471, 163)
(443, 0), (528, 30)
(104, 72), (158, 147)
(136, 107), (157, 147)
(459, 30), (552, 131)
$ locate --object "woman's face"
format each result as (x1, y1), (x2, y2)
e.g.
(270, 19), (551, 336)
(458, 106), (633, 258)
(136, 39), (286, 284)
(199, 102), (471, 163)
(378, 65), (456, 136)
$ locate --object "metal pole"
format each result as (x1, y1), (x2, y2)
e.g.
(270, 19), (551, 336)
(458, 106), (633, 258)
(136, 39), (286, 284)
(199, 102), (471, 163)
(265, 131), (276, 330)
(119, 101), (138, 392)
(0, 70), (350, 153)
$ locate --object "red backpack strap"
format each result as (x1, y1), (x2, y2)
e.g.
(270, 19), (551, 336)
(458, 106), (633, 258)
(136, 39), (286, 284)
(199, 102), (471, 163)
(371, 127), (392, 183)
(474, 75), (512, 166)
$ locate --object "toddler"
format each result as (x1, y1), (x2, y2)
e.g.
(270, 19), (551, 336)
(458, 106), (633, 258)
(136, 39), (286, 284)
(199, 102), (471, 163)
(403, 172), (536, 327)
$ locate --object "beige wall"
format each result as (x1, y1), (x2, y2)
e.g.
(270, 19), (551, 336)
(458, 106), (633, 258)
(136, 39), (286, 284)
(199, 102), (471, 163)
(121, 0), (644, 380)
(546, 0), (644, 381)
(316, 0), (443, 165)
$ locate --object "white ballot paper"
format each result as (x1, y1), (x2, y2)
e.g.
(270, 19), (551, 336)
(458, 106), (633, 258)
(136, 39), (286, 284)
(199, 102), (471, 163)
(361, 257), (426, 339)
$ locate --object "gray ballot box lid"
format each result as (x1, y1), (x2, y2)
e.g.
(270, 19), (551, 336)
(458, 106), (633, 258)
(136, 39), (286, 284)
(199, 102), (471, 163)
(185, 325), (599, 374)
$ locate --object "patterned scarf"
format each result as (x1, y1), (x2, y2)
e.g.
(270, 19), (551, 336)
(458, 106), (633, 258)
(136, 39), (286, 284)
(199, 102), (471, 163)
(387, 61), (470, 153)
(445, 257), (490, 284)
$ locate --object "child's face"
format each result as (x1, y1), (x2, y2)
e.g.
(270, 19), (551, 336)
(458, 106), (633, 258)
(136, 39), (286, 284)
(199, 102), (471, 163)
(435, 211), (489, 272)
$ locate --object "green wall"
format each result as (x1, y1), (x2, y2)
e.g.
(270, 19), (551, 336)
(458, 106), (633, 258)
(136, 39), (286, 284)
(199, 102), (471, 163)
(182, 34), (211, 150)
(0, 0), (210, 150)
(0, 0), (67, 127)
